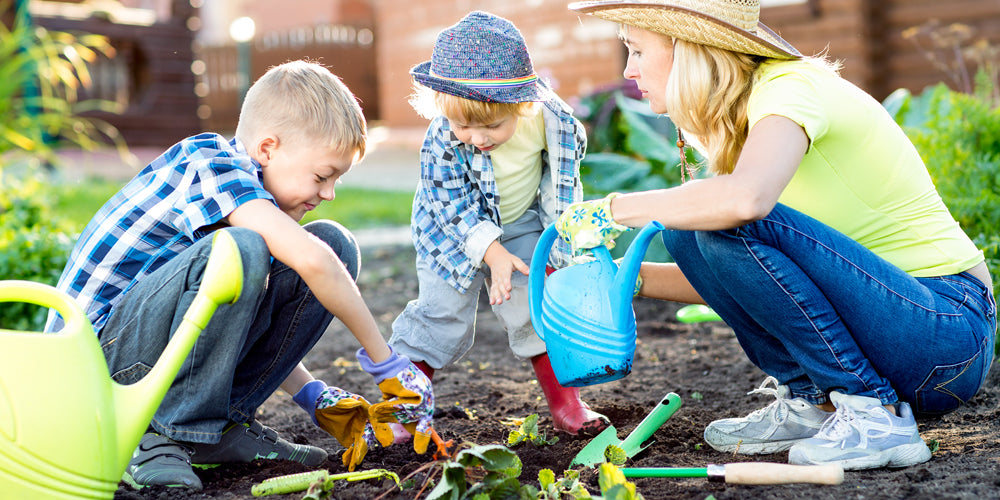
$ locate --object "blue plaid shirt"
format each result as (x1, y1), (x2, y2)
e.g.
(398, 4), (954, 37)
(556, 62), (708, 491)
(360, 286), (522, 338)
(412, 93), (586, 293)
(46, 133), (273, 333)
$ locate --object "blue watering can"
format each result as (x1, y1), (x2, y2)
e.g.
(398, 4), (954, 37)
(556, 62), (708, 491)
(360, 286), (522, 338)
(529, 221), (665, 387)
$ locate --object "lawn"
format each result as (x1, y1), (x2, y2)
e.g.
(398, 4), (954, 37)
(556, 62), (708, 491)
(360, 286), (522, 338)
(51, 177), (414, 231)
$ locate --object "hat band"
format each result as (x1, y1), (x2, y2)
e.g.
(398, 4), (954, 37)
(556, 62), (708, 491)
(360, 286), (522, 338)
(429, 70), (538, 89)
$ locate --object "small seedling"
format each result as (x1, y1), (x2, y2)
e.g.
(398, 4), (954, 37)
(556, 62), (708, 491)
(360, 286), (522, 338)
(507, 413), (559, 447)
(603, 444), (627, 465)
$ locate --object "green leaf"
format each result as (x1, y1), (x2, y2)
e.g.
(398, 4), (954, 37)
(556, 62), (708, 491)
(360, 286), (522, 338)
(604, 444), (627, 465)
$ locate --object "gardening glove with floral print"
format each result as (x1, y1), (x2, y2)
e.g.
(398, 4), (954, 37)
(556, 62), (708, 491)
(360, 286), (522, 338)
(293, 380), (380, 471)
(556, 193), (631, 257)
(356, 347), (436, 455)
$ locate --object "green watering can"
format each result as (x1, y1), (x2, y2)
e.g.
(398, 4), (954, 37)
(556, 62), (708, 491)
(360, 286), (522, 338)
(0, 230), (243, 499)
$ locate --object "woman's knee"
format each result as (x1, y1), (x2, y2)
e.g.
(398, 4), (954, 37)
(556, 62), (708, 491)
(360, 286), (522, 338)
(304, 220), (361, 279)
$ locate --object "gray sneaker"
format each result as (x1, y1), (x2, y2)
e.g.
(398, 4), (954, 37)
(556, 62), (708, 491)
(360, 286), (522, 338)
(188, 421), (327, 466)
(122, 433), (203, 490)
(704, 376), (831, 454)
(788, 391), (932, 470)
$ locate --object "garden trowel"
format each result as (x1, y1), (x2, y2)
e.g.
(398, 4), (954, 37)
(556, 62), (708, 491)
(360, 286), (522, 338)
(570, 392), (682, 468)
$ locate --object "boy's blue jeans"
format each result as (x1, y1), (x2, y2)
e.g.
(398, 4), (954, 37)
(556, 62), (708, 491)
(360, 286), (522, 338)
(661, 203), (995, 415)
(98, 221), (359, 443)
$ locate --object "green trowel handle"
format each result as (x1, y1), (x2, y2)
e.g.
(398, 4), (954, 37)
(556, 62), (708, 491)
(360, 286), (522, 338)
(620, 392), (682, 457)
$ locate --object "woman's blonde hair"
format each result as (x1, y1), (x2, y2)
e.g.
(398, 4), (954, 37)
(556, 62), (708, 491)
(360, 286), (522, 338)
(236, 60), (366, 158)
(408, 84), (538, 124)
(664, 38), (760, 175)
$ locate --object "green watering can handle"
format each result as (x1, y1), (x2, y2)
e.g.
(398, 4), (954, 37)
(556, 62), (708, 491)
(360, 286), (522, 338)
(0, 281), (92, 335)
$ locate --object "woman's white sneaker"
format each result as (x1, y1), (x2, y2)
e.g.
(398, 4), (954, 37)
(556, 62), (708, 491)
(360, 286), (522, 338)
(788, 391), (932, 470)
(704, 376), (832, 454)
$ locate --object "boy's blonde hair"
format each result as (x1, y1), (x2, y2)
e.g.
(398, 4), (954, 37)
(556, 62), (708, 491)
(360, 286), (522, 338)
(408, 84), (538, 124)
(236, 60), (367, 158)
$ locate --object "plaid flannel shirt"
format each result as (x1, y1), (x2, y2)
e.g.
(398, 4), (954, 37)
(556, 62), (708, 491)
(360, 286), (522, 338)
(46, 133), (273, 333)
(411, 93), (586, 293)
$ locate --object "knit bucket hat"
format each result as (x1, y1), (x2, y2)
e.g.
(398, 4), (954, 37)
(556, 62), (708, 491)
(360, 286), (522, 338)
(410, 11), (548, 103)
(568, 0), (801, 59)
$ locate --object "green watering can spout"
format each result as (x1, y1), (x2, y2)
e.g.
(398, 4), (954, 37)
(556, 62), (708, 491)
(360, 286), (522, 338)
(112, 230), (243, 468)
(0, 230), (243, 499)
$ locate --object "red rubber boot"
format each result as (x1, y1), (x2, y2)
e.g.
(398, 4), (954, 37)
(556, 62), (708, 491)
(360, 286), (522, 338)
(413, 360), (435, 380)
(531, 353), (610, 436)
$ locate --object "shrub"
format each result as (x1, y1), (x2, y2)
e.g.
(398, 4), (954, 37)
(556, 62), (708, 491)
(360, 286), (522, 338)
(0, 172), (75, 331)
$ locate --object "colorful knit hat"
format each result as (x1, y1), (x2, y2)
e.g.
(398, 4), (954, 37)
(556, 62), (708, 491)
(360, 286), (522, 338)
(569, 0), (800, 60)
(410, 11), (548, 103)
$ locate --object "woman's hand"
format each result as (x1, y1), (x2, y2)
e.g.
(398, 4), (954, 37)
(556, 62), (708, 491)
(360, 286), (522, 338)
(556, 193), (631, 256)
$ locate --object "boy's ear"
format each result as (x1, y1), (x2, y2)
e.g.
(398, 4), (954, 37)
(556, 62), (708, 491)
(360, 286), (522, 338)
(255, 135), (279, 166)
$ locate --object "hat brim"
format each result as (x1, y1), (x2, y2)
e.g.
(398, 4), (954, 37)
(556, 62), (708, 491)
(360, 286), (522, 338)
(410, 61), (550, 103)
(569, 1), (800, 60)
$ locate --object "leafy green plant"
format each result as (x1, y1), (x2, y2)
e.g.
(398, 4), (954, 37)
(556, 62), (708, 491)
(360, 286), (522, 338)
(0, 1), (126, 166)
(423, 444), (529, 500)
(0, 171), (75, 331)
(506, 414), (559, 447)
(575, 82), (702, 199)
(537, 469), (590, 499)
(597, 463), (644, 500)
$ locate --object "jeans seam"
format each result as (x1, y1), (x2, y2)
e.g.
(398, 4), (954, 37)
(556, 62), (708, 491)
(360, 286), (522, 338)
(738, 222), (886, 399)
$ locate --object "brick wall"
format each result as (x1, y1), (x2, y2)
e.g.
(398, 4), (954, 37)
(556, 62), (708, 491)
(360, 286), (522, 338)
(372, 0), (1000, 131)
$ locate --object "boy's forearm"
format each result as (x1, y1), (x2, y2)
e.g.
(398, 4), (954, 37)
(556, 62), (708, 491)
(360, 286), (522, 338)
(306, 264), (391, 363)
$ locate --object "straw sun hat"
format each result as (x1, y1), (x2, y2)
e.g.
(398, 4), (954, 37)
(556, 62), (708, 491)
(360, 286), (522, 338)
(410, 11), (548, 103)
(568, 0), (801, 59)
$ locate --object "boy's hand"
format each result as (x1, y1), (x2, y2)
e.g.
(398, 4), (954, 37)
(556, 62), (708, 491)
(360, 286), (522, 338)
(556, 193), (631, 256)
(357, 348), (437, 455)
(292, 380), (380, 471)
(483, 241), (529, 305)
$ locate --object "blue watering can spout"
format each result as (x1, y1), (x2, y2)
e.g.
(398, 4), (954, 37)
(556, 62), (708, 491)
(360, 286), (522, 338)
(528, 221), (664, 387)
(610, 221), (665, 325)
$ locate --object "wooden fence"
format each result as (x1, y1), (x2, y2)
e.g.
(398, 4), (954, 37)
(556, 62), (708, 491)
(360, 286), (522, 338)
(197, 22), (379, 134)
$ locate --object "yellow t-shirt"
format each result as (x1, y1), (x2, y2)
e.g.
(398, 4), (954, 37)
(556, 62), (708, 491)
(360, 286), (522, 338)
(748, 59), (982, 277)
(491, 110), (546, 225)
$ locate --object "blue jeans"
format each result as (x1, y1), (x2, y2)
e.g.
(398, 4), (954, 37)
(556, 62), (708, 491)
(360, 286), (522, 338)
(661, 204), (995, 415)
(99, 221), (359, 443)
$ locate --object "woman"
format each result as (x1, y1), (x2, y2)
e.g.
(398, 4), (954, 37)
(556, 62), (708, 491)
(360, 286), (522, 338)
(563, 0), (995, 471)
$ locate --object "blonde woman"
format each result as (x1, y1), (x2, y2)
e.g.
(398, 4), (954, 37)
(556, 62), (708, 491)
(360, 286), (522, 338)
(563, 0), (995, 471)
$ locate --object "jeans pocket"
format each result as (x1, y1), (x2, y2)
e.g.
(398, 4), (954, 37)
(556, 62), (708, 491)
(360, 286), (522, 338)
(914, 337), (988, 415)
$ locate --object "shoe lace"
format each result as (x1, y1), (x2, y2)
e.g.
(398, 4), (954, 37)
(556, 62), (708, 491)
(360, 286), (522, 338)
(744, 376), (793, 424)
(814, 401), (892, 443)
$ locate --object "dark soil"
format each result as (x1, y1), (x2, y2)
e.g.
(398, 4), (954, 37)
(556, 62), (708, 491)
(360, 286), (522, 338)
(116, 244), (1000, 500)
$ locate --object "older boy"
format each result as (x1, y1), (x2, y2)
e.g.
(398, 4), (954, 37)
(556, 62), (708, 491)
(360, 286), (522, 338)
(47, 61), (434, 490)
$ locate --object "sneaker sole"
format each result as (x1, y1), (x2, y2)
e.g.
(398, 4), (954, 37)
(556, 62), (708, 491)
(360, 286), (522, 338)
(121, 470), (203, 490)
(705, 438), (804, 455)
(788, 442), (932, 470)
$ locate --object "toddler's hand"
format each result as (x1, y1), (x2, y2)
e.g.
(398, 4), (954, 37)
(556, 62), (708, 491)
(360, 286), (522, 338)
(484, 242), (529, 305)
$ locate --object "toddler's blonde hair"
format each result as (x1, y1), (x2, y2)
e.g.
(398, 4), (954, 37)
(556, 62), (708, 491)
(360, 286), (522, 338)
(408, 84), (538, 124)
(236, 60), (366, 158)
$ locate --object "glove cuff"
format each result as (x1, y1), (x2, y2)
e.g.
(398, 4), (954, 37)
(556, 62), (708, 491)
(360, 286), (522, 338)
(604, 192), (630, 231)
(292, 379), (326, 426)
(356, 346), (410, 384)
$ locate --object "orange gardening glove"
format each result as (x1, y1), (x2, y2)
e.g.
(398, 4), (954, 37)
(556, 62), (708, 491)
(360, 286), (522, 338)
(294, 381), (382, 471)
(356, 348), (436, 455)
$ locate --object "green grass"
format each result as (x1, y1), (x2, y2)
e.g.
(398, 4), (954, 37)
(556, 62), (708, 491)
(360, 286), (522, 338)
(51, 177), (414, 231)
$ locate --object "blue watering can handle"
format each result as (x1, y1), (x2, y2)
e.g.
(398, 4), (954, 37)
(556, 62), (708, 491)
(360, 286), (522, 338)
(528, 224), (561, 341)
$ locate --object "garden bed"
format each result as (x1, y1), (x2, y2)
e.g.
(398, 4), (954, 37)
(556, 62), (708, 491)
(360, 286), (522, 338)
(115, 245), (1000, 500)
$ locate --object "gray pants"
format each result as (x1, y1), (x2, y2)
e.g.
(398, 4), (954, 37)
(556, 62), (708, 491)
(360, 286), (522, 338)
(389, 208), (547, 368)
